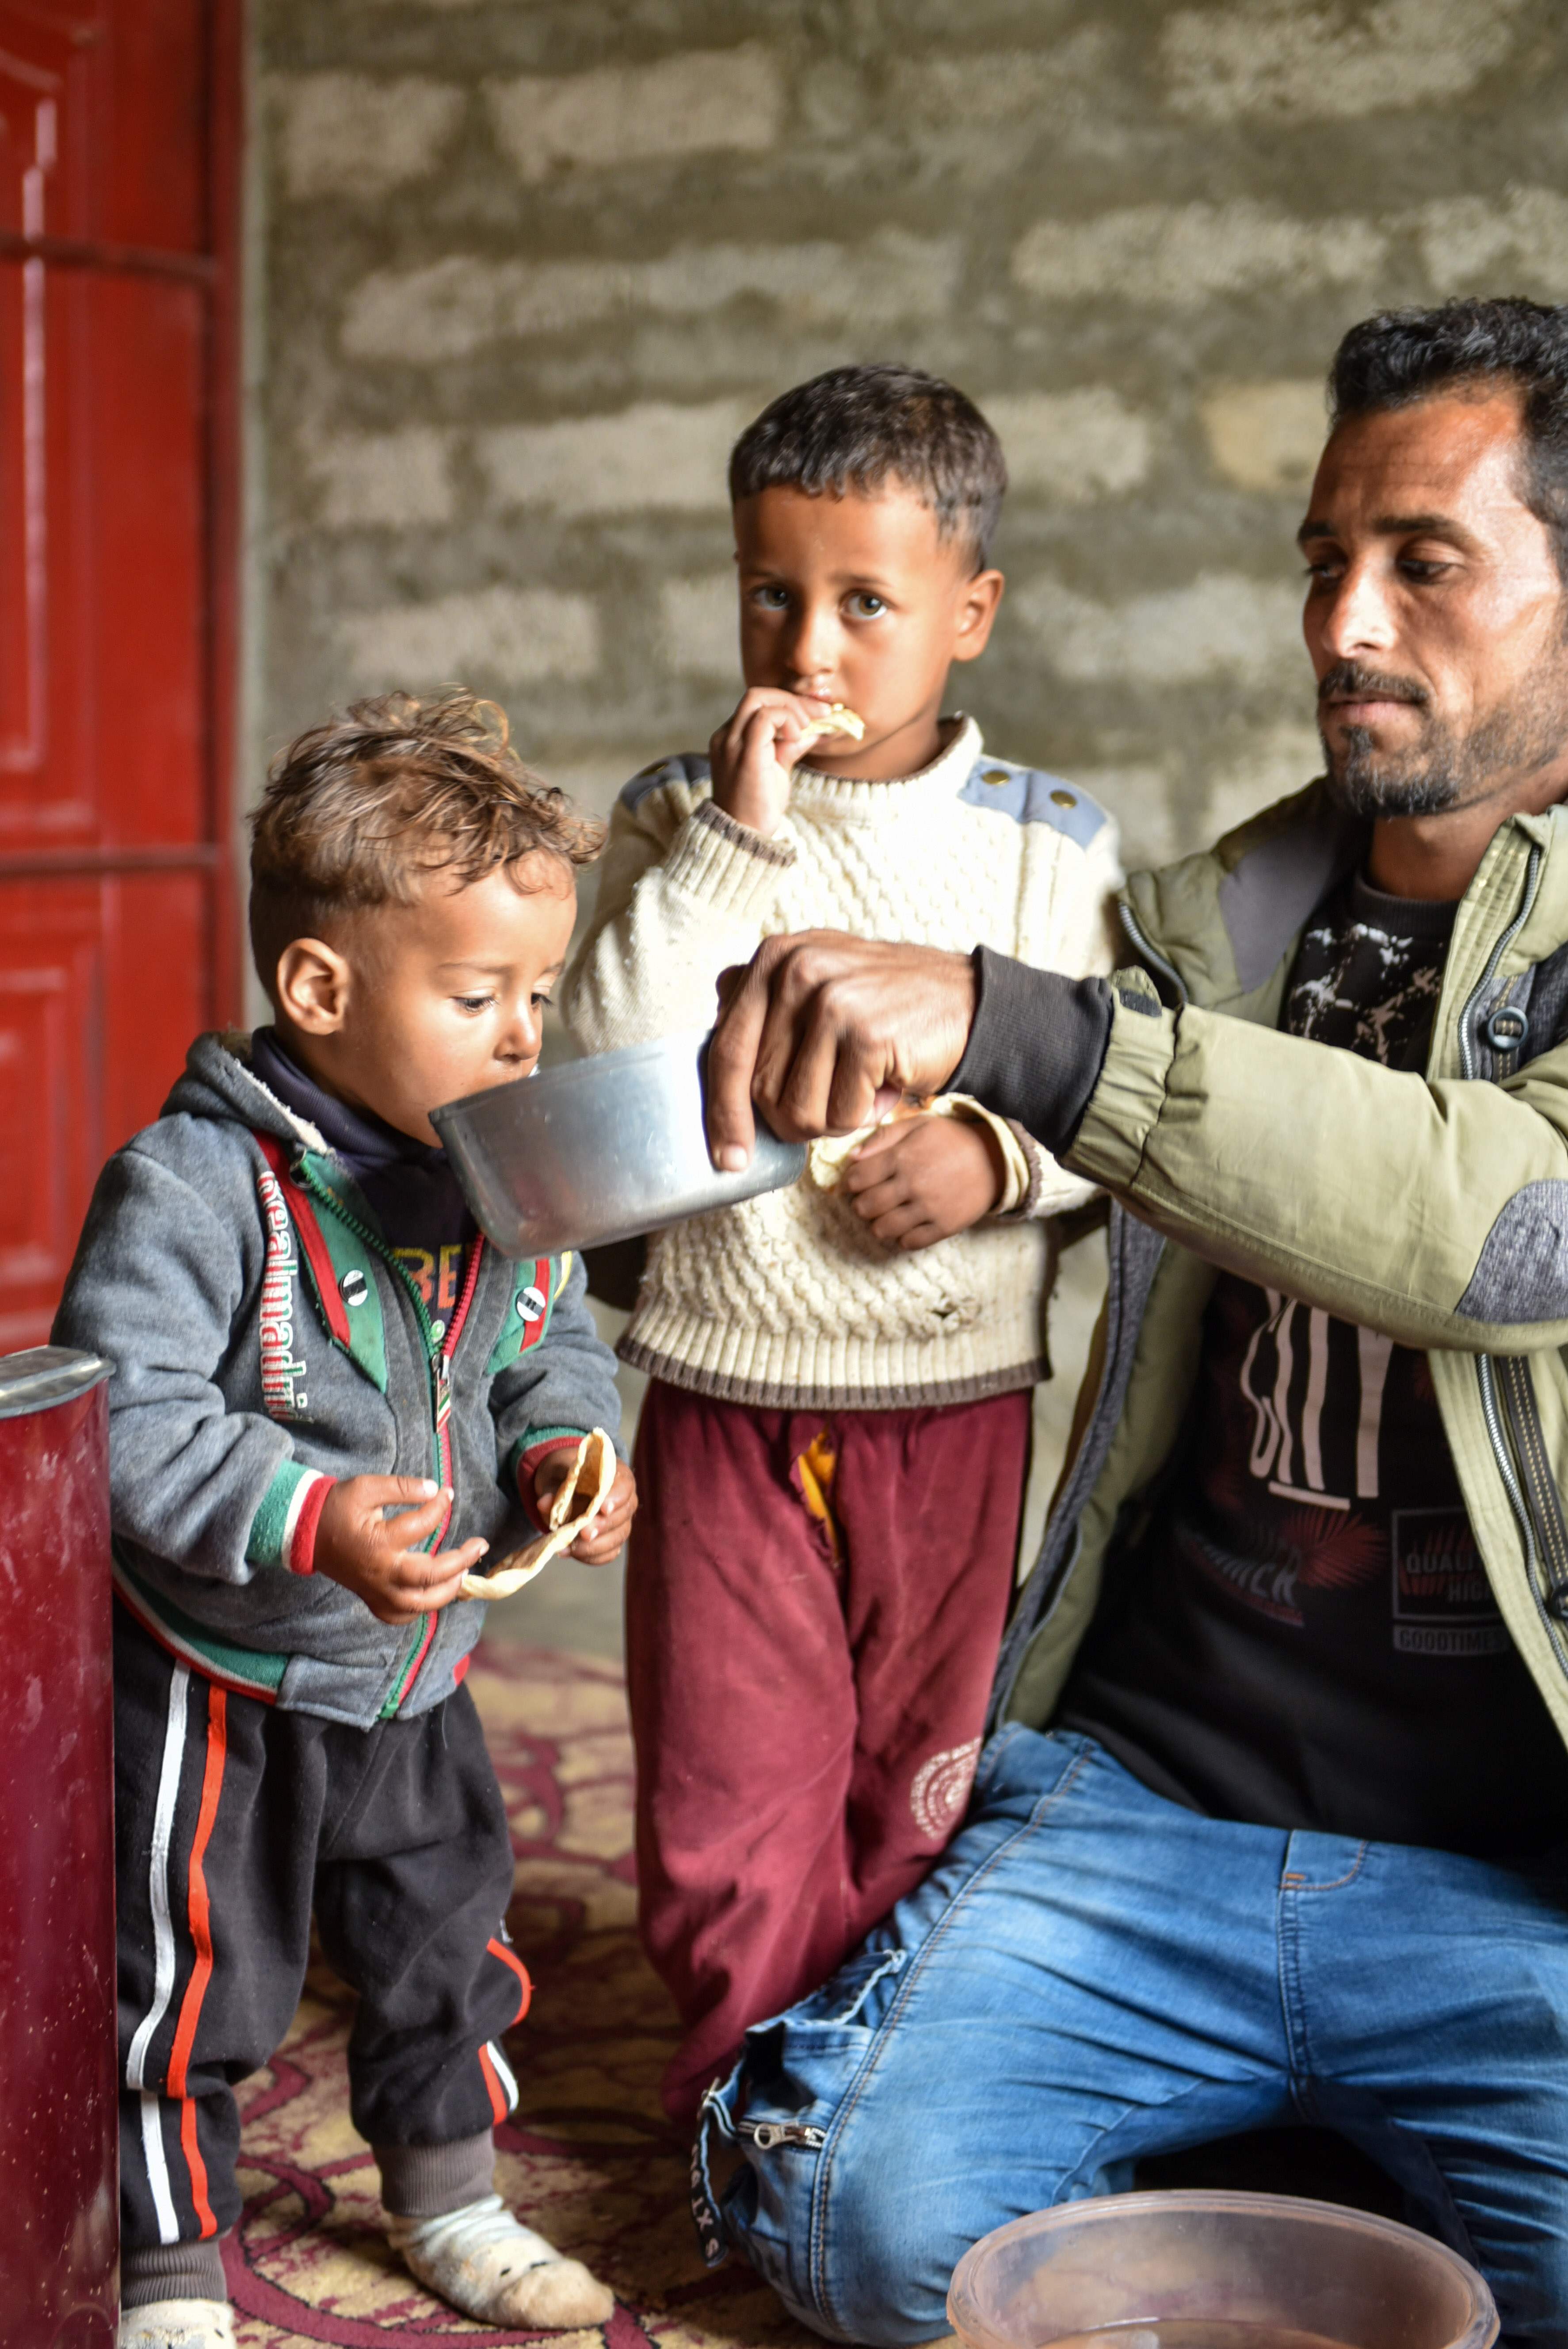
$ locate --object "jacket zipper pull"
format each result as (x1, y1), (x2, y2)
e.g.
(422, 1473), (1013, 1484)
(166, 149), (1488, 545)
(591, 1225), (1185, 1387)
(431, 1341), (452, 1430)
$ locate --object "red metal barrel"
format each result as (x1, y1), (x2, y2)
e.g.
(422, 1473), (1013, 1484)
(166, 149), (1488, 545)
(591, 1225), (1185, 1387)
(0, 1347), (117, 2347)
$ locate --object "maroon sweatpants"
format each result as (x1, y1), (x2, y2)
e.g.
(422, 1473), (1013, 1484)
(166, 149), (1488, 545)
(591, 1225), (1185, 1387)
(626, 1377), (1031, 2123)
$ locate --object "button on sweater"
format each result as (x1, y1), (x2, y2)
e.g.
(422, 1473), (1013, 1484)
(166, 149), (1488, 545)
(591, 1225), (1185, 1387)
(561, 717), (1122, 1411)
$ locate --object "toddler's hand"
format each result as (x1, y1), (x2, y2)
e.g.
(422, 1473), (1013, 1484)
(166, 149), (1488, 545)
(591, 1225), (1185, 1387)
(843, 1114), (1007, 1252)
(709, 688), (833, 838)
(531, 1454), (638, 1566)
(313, 1475), (488, 1626)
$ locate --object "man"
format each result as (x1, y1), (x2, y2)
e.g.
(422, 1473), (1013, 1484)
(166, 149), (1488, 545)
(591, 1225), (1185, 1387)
(698, 298), (1568, 2349)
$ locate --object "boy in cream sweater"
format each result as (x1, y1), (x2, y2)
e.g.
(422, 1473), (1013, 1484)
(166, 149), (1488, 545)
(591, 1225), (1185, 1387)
(561, 363), (1121, 2124)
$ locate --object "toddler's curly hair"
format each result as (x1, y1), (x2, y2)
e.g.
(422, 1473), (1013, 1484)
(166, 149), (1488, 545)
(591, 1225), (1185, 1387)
(248, 688), (603, 998)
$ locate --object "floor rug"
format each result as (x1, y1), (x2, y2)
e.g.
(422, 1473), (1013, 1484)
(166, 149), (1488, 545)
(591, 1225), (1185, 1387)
(222, 1639), (822, 2349)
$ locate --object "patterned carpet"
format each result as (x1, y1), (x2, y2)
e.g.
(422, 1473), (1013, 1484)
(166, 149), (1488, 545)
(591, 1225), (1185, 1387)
(222, 1639), (820, 2349)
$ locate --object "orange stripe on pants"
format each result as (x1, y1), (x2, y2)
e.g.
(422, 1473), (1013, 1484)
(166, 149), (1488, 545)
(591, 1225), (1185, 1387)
(487, 1934), (532, 2025)
(477, 2041), (507, 2124)
(167, 1684), (229, 2237)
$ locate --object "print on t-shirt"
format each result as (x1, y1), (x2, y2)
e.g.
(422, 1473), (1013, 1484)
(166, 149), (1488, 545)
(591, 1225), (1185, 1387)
(1173, 886), (1505, 1654)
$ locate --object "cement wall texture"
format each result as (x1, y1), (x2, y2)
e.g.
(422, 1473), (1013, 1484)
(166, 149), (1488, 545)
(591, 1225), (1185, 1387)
(253, 0), (1568, 878)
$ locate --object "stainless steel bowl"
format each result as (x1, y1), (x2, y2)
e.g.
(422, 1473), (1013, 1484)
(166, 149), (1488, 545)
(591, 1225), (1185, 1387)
(431, 1027), (807, 1259)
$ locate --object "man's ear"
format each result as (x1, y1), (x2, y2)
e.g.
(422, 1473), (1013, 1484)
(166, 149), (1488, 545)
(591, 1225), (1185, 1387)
(275, 937), (352, 1035)
(951, 568), (1004, 665)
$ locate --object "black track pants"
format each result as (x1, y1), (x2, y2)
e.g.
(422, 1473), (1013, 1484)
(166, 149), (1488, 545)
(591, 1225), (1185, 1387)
(114, 1601), (528, 2255)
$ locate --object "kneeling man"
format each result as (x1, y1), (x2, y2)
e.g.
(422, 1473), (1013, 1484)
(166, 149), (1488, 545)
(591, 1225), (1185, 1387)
(700, 297), (1568, 2349)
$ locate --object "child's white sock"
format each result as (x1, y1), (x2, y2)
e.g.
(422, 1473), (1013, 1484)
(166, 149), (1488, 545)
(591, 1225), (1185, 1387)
(118, 2302), (235, 2349)
(387, 2192), (614, 2327)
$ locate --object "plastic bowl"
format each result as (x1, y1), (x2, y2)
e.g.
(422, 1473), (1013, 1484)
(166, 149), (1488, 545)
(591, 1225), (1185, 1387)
(946, 2191), (1498, 2349)
(431, 1027), (807, 1258)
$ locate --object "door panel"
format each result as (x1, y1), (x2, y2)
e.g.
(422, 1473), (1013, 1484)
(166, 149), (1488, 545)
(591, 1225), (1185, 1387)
(0, 1), (237, 1348)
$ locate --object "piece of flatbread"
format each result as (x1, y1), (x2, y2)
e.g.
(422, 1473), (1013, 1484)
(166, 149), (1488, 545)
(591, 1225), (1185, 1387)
(795, 702), (866, 750)
(460, 1427), (617, 1600)
(807, 1092), (938, 1190)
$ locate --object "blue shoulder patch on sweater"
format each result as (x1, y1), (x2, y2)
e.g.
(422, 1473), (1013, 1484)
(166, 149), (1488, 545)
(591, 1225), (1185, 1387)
(620, 752), (713, 811)
(958, 756), (1108, 852)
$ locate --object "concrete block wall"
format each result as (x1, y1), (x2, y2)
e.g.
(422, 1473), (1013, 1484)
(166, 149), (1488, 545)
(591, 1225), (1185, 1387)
(253, 0), (1568, 875)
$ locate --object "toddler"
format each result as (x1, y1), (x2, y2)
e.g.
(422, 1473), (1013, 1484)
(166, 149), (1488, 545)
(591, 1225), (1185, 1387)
(56, 692), (636, 2346)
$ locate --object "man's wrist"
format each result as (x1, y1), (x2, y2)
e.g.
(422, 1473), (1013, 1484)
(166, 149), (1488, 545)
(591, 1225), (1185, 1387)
(947, 946), (1115, 1153)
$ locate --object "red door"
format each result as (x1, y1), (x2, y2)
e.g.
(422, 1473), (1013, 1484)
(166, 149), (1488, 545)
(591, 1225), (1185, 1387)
(0, 0), (240, 1350)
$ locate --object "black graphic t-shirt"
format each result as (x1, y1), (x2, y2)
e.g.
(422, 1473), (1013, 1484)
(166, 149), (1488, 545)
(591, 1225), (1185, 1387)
(1059, 873), (1568, 1858)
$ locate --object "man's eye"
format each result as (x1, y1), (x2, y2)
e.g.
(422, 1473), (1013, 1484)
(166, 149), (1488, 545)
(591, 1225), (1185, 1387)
(848, 592), (886, 619)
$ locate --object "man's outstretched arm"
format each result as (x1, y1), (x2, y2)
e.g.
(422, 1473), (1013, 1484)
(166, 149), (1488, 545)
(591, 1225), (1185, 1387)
(706, 930), (1568, 1356)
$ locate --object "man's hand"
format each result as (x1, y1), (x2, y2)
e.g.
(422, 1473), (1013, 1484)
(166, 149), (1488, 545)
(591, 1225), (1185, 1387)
(532, 1453), (638, 1566)
(313, 1475), (488, 1626)
(706, 932), (977, 1169)
(709, 688), (833, 838)
(844, 1114), (1006, 1250)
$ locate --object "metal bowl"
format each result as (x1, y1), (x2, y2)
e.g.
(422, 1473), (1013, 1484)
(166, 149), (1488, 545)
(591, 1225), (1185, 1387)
(431, 1027), (807, 1259)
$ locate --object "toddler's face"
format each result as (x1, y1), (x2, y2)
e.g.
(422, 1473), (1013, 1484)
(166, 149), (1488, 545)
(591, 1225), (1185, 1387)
(275, 854), (576, 1143)
(732, 481), (1002, 775)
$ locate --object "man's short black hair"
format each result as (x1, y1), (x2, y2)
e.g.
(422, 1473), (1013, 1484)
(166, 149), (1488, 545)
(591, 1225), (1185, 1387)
(1329, 298), (1568, 576)
(729, 363), (1008, 570)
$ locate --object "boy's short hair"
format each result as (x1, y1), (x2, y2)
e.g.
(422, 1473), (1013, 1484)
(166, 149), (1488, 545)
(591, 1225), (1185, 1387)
(248, 688), (603, 998)
(729, 363), (1009, 570)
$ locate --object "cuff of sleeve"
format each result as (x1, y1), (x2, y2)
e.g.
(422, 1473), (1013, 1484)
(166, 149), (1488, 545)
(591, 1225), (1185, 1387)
(245, 1459), (335, 1576)
(511, 1430), (590, 1531)
(942, 1096), (1032, 1215)
(947, 947), (1115, 1152)
(659, 798), (797, 921)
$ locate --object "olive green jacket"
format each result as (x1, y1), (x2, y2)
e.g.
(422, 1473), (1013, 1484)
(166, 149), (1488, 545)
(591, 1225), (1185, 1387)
(993, 780), (1568, 1757)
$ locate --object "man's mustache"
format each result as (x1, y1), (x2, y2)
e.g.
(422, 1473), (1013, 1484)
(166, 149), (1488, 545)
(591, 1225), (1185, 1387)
(1317, 661), (1430, 712)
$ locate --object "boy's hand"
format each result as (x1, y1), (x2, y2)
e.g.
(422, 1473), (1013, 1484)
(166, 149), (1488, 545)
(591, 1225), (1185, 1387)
(313, 1476), (488, 1626)
(709, 688), (834, 838)
(532, 1454), (638, 1566)
(843, 1114), (1007, 1251)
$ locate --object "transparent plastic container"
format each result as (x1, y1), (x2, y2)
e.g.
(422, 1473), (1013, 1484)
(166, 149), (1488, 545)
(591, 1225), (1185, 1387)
(947, 2190), (1498, 2349)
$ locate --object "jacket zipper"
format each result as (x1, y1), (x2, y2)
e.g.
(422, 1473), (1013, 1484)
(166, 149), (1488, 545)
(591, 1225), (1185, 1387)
(290, 1158), (487, 1709)
(1119, 899), (1189, 1007)
(1453, 842), (1568, 1682)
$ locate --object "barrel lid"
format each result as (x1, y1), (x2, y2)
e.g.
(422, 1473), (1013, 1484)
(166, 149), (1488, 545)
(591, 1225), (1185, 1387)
(0, 1346), (114, 1419)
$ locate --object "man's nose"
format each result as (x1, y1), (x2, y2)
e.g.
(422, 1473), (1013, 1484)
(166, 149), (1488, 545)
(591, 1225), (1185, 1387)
(1313, 554), (1399, 661)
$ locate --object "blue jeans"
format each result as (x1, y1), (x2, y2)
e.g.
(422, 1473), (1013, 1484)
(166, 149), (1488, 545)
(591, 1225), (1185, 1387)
(703, 1728), (1568, 2348)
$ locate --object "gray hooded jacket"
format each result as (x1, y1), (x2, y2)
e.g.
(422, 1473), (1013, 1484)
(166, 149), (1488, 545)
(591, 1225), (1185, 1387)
(53, 1032), (621, 1728)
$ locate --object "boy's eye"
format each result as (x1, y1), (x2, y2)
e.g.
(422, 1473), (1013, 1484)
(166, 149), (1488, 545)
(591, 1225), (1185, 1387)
(455, 993), (495, 1014)
(847, 592), (887, 619)
(752, 584), (790, 610)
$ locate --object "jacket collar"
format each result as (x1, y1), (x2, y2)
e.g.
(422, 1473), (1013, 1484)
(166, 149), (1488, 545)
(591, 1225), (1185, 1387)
(162, 1030), (332, 1156)
(1123, 779), (1366, 1010)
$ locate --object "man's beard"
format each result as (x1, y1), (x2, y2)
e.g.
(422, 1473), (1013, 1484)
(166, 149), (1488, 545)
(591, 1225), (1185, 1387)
(1318, 658), (1568, 818)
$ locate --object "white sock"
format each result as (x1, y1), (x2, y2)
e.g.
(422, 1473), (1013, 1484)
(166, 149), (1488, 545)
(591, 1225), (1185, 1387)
(388, 2192), (615, 2328)
(118, 2303), (235, 2349)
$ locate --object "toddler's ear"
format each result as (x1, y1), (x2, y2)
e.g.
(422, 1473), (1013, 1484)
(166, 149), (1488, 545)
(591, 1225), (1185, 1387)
(275, 936), (352, 1034)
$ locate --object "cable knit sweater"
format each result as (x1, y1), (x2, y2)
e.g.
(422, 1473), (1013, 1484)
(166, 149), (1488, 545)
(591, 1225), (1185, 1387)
(560, 716), (1122, 1409)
